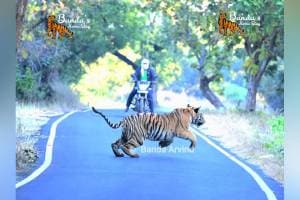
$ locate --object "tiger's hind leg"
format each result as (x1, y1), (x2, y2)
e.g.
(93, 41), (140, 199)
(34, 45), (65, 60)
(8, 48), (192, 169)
(120, 145), (139, 158)
(120, 138), (143, 158)
(111, 138), (124, 157)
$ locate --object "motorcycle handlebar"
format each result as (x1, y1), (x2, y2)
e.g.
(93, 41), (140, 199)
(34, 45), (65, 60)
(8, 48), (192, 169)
(131, 80), (157, 84)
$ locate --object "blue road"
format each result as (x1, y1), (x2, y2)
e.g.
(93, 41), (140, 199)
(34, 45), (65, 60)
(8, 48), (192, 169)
(17, 109), (283, 200)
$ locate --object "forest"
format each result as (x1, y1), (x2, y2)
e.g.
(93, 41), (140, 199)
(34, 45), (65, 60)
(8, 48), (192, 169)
(16, 0), (283, 112)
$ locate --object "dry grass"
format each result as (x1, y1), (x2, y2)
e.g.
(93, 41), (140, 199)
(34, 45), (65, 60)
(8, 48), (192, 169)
(50, 81), (84, 112)
(16, 103), (63, 172)
(16, 84), (83, 176)
(200, 109), (284, 183)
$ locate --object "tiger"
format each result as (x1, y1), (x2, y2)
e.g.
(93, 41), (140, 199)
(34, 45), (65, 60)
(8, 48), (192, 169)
(92, 105), (205, 158)
(218, 11), (244, 36)
(47, 15), (73, 39)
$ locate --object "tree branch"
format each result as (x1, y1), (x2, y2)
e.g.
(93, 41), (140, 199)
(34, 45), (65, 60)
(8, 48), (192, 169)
(27, 18), (46, 32)
(207, 74), (218, 82)
(112, 51), (138, 70)
(255, 29), (279, 82)
(195, 48), (206, 71)
(63, 48), (139, 71)
(63, 46), (89, 64)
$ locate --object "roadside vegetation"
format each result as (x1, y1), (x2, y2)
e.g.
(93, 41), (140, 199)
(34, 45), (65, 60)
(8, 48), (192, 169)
(16, 103), (55, 179)
(201, 109), (284, 183)
(16, 87), (82, 179)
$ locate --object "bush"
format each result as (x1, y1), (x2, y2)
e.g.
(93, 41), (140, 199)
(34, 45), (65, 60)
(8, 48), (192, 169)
(50, 81), (82, 111)
(16, 66), (53, 101)
(16, 65), (80, 107)
(16, 67), (36, 100)
(263, 116), (284, 158)
(72, 53), (134, 104)
(223, 82), (247, 106)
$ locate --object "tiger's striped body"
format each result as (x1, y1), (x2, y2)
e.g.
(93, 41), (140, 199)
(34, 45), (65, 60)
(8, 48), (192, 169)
(92, 105), (205, 158)
(47, 15), (73, 39)
(218, 11), (244, 36)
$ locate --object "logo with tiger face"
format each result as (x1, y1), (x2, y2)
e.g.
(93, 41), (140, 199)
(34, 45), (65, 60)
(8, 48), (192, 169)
(47, 15), (73, 40)
(218, 11), (245, 37)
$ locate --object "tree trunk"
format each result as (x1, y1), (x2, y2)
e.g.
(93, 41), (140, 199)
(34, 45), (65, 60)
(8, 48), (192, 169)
(245, 75), (258, 112)
(245, 57), (272, 112)
(16, 0), (28, 48)
(200, 75), (225, 109)
(244, 28), (278, 112)
(195, 49), (225, 110)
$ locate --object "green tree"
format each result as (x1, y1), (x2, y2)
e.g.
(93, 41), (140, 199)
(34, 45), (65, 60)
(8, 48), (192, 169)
(17, 0), (147, 100)
(143, 0), (242, 109)
(232, 0), (284, 111)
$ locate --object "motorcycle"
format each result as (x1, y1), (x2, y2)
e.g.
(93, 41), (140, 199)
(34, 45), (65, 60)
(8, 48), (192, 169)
(131, 80), (152, 113)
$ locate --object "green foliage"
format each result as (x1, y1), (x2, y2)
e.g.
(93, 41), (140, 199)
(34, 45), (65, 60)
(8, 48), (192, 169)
(209, 81), (224, 96)
(243, 57), (259, 75)
(264, 116), (284, 158)
(258, 48), (269, 63)
(16, 66), (54, 101)
(259, 60), (284, 111)
(145, 0), (243, 106)
(16, 67), (36, 100)
(16, 0), (283, 111)
(156, 60), (182, 88)
(223, 82), (247, 103)
(17, 0), (148, 102)
(72, 51), (134, 105)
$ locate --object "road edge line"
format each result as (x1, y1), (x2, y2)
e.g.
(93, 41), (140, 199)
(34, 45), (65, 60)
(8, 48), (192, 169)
(16, 111), (76, 189)
(191, 126), (277, 200)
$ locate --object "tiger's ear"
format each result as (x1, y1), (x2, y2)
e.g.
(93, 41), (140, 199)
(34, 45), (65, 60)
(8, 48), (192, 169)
(187, 104), (191, 108)
(194, 107), (200, 113)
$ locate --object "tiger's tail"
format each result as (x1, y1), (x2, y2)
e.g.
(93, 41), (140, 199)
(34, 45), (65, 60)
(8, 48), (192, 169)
(92, 107), (122, 129)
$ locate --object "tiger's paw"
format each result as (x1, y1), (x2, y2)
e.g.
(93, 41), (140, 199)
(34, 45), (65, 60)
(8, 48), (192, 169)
(115, 153), (124, 157)
(159, 141), (167, 148)
(159, 140), (173, 148)
(120, 146), (139, 158)
(130, 154), (139, 158)
(189, 142), (196, 149)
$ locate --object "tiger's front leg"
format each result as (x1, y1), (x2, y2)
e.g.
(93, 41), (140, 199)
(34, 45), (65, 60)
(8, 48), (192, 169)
(219, 27), (224, 35)
(47, 30), (51, 38)
(177, 130), (197, 149)
(51, 30), (56, 39)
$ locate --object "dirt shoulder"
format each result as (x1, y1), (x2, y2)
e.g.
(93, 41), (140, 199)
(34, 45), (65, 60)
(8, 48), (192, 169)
(16, 103), (69, 180)
(200, 110), (284, 184)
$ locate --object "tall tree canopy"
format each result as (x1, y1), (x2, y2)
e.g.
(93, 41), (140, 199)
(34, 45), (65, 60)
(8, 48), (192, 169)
(17, 0), (284, 112)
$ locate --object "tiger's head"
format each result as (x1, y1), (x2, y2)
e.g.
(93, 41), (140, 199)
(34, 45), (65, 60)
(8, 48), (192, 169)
(186, 104), (205, 127)
(219, 11), (227, 20)
(48, 15), (56, 22)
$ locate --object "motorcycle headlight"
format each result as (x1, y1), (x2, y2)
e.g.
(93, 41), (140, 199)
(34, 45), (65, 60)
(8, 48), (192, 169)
(139, 83), (149, 91)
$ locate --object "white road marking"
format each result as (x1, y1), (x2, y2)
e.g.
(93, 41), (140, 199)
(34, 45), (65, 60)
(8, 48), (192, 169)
(16, 111), (76, 189)
(191, 126), (277, 200)
(81, 108), (91, 112)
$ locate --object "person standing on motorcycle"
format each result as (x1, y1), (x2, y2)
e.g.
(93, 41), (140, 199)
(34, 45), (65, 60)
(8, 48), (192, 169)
(125, 58), (158, 112)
